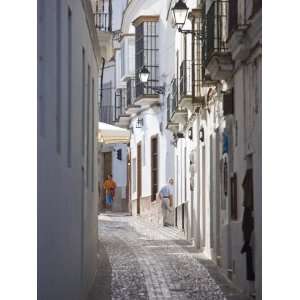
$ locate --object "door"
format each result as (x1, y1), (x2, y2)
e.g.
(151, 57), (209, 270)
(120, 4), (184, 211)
(137, 143), (142, 215)
(126, 150), (131, 213)
(103, 152), (112, 208)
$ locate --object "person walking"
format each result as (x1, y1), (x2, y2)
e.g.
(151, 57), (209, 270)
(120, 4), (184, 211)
(159, 178), (174, 226)
(103, 174), (116, 210)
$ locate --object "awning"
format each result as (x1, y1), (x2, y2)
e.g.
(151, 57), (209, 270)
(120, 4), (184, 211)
(98, 122), (130, 144)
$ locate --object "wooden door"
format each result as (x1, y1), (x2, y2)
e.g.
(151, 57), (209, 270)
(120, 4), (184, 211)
(137, 144), (142, 215)
(126, 150), (131, 212)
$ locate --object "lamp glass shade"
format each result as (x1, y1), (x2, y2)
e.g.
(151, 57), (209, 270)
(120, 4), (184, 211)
(172, 0), (189, 26)
(139, 66), (150, 83)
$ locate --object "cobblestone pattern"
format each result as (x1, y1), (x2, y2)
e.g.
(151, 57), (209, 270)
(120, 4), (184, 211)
(95, 213), (249, 300)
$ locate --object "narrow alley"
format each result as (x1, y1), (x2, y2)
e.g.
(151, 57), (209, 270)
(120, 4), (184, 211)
(37, 0), (262, 299)
(88, 213), (249, 300)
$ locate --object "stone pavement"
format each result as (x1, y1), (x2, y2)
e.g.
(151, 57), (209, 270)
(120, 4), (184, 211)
(88, 212), (249, 300)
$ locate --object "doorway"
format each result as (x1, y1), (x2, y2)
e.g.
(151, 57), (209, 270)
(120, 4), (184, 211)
(126, 150), (131, 213)
(103, 152), (112, 209)
(137, 143), (142, 215)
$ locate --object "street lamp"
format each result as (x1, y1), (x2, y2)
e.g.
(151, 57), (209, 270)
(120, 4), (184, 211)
(139, 65), (150, 83)
(138, 65), (165, 95)
(172, 0), (189, 27)
(171, 0), (203, 40)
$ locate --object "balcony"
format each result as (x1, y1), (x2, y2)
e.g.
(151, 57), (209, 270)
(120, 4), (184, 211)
(167, 79), (187, 132)
(179, 60), (205, 110)
(94, 12), (111, 32)
(134, 80), (160, 107)
(179, 60), (193, 109)
(114, 89), (130, 128)
(134, 69), (160, 107)
(93, 2), (113, 61)
(227, 0), (249, 62)
(203, 0), (233, 81)
(125, 78), (141, 115)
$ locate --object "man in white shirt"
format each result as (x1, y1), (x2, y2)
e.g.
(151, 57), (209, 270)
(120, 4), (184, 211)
(159, 178), (174, 226)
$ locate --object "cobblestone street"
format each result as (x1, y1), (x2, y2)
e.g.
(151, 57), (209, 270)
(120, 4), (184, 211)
(88, 213), (249, 300)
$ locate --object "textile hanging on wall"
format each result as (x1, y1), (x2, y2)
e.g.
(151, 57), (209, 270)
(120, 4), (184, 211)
(241, 168), (255, 281)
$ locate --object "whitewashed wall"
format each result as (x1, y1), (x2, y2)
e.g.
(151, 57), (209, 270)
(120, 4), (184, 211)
(37, 0), (99, 299)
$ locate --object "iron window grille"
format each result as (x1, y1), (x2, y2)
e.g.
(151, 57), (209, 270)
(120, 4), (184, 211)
(179, 60), (202, 99)
(203, 0), (229, 66)
(114, 89), (126, 121)
(126, 78), (136, 106)
(135, 21), (159, 98)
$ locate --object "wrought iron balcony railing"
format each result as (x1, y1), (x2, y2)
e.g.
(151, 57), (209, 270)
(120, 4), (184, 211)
(179, 60), (201, 100)
(94, 12), (112, 32)
(203, 0), (229, 66)
(180, 60), (192, 98)
(167, 79), (178, 122)
(114, 89), (126, 121)
(126, 78), (136, 106)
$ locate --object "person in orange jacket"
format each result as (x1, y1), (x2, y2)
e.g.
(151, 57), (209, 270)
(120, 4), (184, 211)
(103, 174), (116, 210)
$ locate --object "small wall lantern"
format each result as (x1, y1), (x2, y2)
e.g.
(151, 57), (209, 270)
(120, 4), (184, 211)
(139, 66), (150, 83)
(199, 127), (204, 142)
(188, 127), (193, 140)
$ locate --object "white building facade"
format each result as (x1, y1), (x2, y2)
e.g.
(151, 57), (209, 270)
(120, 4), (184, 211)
(37, 0), (111, 299)
(101, 0), (261, 298)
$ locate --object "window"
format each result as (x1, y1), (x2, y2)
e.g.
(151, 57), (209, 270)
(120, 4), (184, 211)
(223, 89), (234, 115)
(56, 0), (61, 153)
(151, 136), (158, 201)
(67, 7), (72, 167)
(134, 17), (159, 98)
(117, 149), (122, 160)
(101, 81), (113, 124)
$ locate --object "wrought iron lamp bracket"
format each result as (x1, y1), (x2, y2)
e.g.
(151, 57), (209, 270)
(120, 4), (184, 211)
(178, 27), (203, 40)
